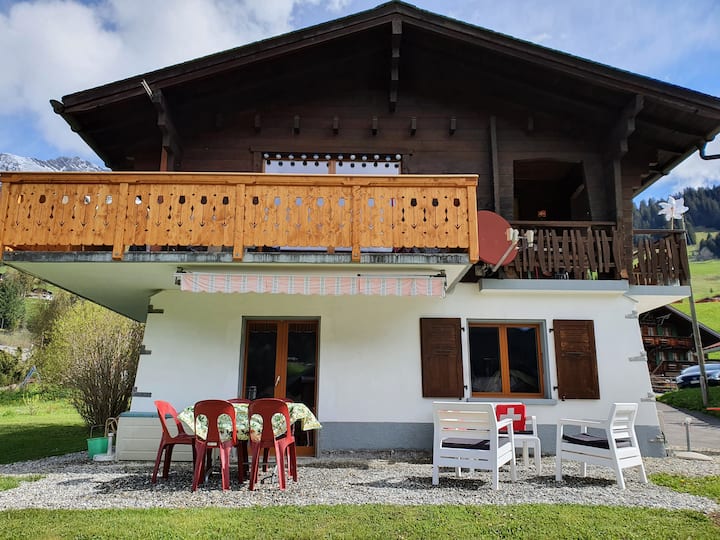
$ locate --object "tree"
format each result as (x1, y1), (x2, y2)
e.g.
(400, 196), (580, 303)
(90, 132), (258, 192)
(35, 301), (144, 426)
(0, 273), (26, 331)
(26, 289), (77, 347)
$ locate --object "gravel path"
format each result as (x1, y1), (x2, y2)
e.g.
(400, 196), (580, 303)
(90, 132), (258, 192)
(1, 451), (718, 512)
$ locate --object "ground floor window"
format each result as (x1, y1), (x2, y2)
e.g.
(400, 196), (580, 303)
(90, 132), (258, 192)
(469, 323), (544, 397)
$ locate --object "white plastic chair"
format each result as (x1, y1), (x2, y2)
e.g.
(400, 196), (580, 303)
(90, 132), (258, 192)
(495, 403), (541, 474)
(432, 401), (517, 490)
(555, 402), (648, 489)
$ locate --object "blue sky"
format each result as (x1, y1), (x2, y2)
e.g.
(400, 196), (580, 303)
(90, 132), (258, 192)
(1, 0), (719, 202)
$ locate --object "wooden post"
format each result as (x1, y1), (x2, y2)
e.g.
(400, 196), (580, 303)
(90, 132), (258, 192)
(112, 182), (129, 260)
(233, 184), (246, 261)
(466, 182), (479, 263)
(0, 179), (11, 260)
(489, 116), (500, 214)
(351, 185), (361, 262)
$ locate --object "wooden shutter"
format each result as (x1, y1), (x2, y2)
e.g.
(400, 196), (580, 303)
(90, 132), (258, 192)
(420, 318), (463, 397)
(553, 319), (600, 399)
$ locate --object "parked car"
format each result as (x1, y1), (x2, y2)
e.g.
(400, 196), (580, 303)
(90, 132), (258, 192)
(675, 363), (720, 388)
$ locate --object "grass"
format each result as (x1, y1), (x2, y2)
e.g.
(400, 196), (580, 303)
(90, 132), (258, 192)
(650, 473), (720, 503)
(0, 505), (718, 540)
(0, 387), (87, 464)
(657, 386), (720, 418)
(673, 259), (720, 332)
(0, 475), (42, 491)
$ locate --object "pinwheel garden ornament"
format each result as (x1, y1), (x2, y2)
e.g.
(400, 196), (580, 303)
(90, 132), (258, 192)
(658, 196), (689, 229)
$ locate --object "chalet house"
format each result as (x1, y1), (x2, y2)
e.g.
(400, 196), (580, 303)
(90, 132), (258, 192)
(1, 1), (720, 459)
(640, 305), (720, 391)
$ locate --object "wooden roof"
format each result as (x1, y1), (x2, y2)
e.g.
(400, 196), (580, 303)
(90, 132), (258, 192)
(53, 0), (720, 187)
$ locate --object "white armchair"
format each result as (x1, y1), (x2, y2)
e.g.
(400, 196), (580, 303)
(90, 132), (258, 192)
(555, 402), (648, 489)
(432, 401), (517, 490)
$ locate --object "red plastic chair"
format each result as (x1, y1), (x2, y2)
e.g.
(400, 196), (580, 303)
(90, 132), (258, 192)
(247, 398), (297, 490)
(151, 400), (195, 483)
(191, 399), (242, 491)
(226, 398), (251, 476)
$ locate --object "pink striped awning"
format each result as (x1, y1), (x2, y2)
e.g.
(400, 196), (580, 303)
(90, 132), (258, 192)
(179, 273), (446, 297)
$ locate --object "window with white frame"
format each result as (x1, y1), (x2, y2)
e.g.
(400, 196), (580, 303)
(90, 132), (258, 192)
(262, 152), (401, 174)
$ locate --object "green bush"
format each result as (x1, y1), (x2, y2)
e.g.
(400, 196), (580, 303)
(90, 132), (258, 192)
(0, 348), (25, 387)
(33, 301), (144, 426)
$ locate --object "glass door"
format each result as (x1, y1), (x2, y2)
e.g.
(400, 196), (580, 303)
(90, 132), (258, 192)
(243, 320), (318, 455)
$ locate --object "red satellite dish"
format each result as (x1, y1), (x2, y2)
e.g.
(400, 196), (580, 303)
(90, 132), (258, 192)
(476, 210), (517, 266)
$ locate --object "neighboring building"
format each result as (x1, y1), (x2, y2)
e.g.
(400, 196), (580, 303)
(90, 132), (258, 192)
(2, 2), (720, 459)
(640, 305), (720, 391)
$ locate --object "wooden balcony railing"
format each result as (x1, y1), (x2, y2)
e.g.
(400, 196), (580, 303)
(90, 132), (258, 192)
(632, 229), (690, 287)
(506, 221), (622, 280)
(0, 172), (479, 263)
(642, 335), (693, 350)
(0, 172), (691, 286)
(504, 223), (689, 286)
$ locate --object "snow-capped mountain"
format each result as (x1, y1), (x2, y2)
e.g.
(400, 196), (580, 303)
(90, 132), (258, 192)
(0, 153), (105, 172)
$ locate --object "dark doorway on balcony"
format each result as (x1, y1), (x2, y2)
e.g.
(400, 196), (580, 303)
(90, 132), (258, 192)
(513, 160), (590, 221)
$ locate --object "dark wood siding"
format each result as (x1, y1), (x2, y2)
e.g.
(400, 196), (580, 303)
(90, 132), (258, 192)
(553, 319), (600, 399)
(420, 318), (463, 398)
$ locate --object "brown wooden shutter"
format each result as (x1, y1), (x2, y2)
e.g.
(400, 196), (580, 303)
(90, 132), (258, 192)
(553, 319), (600, 399)
(420, 318), (463, 397)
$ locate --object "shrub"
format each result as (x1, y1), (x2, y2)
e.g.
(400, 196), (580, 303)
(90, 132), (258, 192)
(35, 301), (144, 426)
(0, 348), (25, 386)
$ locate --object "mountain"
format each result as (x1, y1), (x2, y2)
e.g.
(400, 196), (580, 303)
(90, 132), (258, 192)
(0, 153), (105, 173)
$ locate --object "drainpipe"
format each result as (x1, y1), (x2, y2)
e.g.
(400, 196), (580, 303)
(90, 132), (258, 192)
(697, 142), (720, 160)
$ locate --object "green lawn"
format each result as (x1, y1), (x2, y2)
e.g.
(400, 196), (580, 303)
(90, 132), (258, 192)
(657, 386), (720, 418)
(0, 388), (87, 464)
(671, 258), (720, 334)
(0, 505), (718, 540)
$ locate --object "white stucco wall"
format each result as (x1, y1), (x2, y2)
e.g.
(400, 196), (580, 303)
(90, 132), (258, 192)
(131, 282), (659, 432)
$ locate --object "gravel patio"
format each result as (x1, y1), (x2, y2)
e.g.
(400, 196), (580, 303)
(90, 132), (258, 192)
(1, 451), (718, 513)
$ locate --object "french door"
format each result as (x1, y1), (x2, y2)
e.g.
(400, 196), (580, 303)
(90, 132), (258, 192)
(243, 319), (318, 455)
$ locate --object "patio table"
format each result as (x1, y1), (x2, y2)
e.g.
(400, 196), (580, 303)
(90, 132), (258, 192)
(177, 401), (321, 441)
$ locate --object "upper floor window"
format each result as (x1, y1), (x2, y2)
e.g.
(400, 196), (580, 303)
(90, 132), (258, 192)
(263, 153), (401, 175)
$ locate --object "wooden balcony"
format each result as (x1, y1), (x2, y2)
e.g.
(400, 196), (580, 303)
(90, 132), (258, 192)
(0, 172), (479, 263)
(505, 223), (689, 286)
(642, 335), (693, 350)
(0, 172), (690, 288)
(632, 229), (690, 287)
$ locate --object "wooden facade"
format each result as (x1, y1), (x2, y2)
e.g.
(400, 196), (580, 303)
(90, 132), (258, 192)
(2, 1), (720, 312)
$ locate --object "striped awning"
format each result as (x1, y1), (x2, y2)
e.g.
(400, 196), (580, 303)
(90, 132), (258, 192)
(179, 273), (445, 297)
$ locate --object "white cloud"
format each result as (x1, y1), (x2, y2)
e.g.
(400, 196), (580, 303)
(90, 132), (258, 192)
(0, 0), (345, 157)
(635, 137), (720, 202)
(0, 0), (718, 163)
(463, 0), (720, 93)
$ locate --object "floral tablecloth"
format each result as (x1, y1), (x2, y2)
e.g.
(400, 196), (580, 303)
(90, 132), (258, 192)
(178, 402), (321, 441)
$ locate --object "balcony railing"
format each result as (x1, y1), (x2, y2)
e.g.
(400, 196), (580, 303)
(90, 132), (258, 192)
(0, 172), (690, 286)
(632, 229), (690, 287)
(506, 222), (689, 286)
(0, 172), (479, 263)
(507, 221), (622, 280)
(641, 335), (693, 350)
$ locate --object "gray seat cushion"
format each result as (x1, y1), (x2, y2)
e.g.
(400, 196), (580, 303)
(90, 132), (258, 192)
(442, 437), (510, 450)
(562, 433), (631, 449)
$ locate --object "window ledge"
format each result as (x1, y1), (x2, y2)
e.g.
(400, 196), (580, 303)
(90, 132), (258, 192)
(466, 397), (558, 406)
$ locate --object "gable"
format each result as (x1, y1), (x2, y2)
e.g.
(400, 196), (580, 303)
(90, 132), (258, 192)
(52, 1), (720, 188)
